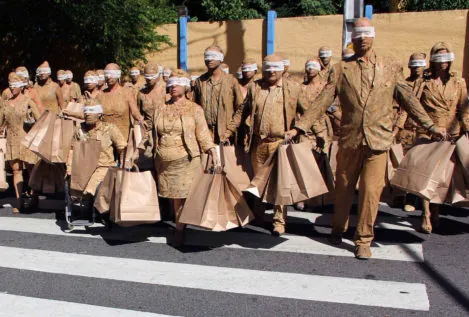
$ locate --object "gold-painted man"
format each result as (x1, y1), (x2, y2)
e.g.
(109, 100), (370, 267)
(225, 54), (305, 236)
(287, 18), (445, 259)
(193, 45), (244, 144)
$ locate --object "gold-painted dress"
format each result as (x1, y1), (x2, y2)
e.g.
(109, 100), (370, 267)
(0, 95), (41, 164)
(34, 79), (61, 114)
(97, 86), (133, 141)
(147, 99), (215, 199)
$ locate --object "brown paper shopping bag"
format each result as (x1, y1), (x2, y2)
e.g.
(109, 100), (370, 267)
(26, 111), (56, 161)
(284, 143), (329, 205)
(110, 168), (160, 226)
(22, 111), (54, 148)
(220, 144), (252, 191)
(180, 154), (254, 231)
(0, 139), (8, 192)
(63, 102), (84, 122)
(70, 140), (101, 191)
(274, 143), (328, 206)
(391, 140), (456, 201)
(52, 118), (74, 163)
(244, 152), (276, 200)
(94, 167), (118, 214)
(29, 159), (66, 194)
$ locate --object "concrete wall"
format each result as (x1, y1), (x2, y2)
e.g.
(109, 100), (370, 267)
(148, 10), (469, 81)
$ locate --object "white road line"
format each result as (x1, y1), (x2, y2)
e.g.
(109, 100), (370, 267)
(265, 210), (418, 231)
(0, 246), (429, 311)
(0, 293), (181, 317)
(0, 217), (424, 262)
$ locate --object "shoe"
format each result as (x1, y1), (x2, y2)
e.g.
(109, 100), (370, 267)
(355, 245), (372, 260)
(328, 232), (343, 245)
(294, 202), (306, 211)
(272, 224), (285, 237)
(403, 204), (416, 212)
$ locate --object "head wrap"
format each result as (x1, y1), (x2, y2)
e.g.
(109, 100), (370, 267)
(263, 54), (285, 72)
(190, 74), (200, 81)
(282, 59), (290, 67)
(305, 60), (321, 71)
(235, 67), (243, 79)
(65, 70), (73, 79)
(204, 50), (224, 62)
(104, 69), (122, 79)
(104, 63), (122, 78)
(319, 46), (332, 58)
(84, 71), (99, 84)
(352, 26), (376, 39)
(129, 68), (140, 76)
(429, 42), (454, 66)
(242, 63), (258, 72)
(57, 70), (67, 81)
(36, 61), (51, 75)
(15, 66), (29, 79)
(83, 105), (103, 114)
(167, 69), (191, 87)
(408, 53), (427, 67)
(9, 73), (24, 88)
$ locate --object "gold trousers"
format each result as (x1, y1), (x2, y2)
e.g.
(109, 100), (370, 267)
(332, 145), (387, 246)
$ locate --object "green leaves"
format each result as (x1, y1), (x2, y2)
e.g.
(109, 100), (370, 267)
(0, 0), (176, 83)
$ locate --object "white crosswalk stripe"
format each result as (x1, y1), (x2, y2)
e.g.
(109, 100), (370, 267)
(0, 217), (424, 262)
(0, 293), (181, 317)
(0, 209), (431, 314)
(0, 246), (429, 311)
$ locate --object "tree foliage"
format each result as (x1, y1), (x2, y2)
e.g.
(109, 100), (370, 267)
(0, 0), (176, 83)
(201, 0), (270, 21)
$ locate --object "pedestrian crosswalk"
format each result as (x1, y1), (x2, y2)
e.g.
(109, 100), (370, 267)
(0, 207), (433, 316)
(0, 293), (180, 317)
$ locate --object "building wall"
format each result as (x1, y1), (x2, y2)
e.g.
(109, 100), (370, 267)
(148, 10), (469, 80)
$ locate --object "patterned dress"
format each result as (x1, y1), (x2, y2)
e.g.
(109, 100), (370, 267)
(0, 94), (41, 164)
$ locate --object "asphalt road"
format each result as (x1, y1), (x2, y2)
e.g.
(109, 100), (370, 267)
(0, 192), (468, 317)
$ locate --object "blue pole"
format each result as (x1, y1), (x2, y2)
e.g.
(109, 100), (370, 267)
(365, 5), (373, 20)
(179, 16), (188, 71)
(266, 10), (277, 55)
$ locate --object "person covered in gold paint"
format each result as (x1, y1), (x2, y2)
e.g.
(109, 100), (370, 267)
(139, 69), (218, 247)
(15, 66), (44, 114)
(96, 69), (107, 91)
(295, 58), (333, 211)
(34, 61), (65, 114)
(238, 57), (258, 100)
(393, 53), (428, 213)
(318, 46), (334, 80)
(417, 42), (469, 234)
(224, 54), (305, 236)
(125, 67), (146, 91)
(192, 45), (244, 144)
(66, 101), (126, 202)
(57, 70), (73, 105)
(0, 73), (41, 213)
(288, 18), (445, 259)
(65, 70), (81, 100)
(97, 63), (144, 142)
